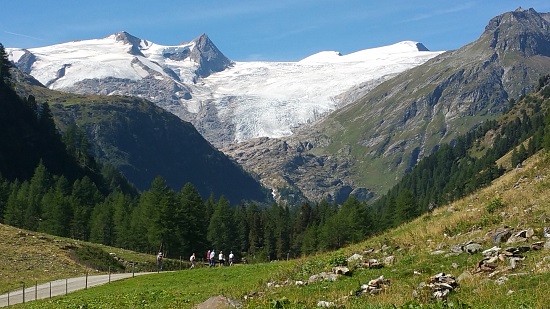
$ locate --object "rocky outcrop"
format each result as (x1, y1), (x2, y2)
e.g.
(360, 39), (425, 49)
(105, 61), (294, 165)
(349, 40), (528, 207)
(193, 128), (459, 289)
(190, 34), (233, 78)
(223, 136), (373, 204)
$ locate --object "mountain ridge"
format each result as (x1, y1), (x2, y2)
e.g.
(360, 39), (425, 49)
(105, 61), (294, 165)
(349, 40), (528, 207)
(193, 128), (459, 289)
(224, 7), (550, 204)
(7, 33), (443, 148)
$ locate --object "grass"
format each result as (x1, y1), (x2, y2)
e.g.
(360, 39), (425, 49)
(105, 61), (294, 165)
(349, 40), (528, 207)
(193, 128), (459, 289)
(6, 151), (550, 308)
(0, 224), (178, 294)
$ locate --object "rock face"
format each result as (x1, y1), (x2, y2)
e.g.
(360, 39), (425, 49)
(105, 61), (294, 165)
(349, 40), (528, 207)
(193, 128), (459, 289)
(225, 8), (550, 202)
(191, 34), (233, 78)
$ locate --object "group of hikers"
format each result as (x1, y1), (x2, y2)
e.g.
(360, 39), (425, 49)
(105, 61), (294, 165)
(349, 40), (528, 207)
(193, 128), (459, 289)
(156, 250), (235, 271)
(206, 249), (235, 267)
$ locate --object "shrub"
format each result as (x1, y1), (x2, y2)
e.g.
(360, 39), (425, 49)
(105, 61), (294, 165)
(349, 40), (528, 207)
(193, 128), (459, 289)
(71, 245), (125, 272)
(485, 197), (505, 214)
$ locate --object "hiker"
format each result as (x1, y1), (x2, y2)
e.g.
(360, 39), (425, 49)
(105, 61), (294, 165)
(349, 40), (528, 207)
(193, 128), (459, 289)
(209, 249), (215, 267)
(218, 251), (225, 266)
(157, 252), (163, 271)
(229, 251), (234, 266)
(190, 253), (196, 269)
(206, 250), (211, 266)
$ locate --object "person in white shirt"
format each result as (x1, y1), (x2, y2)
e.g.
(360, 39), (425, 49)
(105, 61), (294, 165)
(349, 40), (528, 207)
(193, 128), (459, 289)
(229, 251), (235, 266)
(218, 251), (225, 266)
(157, 252), (163, 271)
(189, 253), (196, 269)
(209, 250), (215, 267)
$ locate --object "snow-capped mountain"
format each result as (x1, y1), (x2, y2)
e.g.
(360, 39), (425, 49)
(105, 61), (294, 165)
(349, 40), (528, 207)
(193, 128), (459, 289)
(8, 32), (443, 147)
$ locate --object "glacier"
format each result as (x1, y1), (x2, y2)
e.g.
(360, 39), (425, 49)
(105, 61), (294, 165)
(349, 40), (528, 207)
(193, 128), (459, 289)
(7, 32), (444, 147)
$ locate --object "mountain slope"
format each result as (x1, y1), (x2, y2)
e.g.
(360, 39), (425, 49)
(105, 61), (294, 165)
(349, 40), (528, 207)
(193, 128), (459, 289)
(13, 77), (269, 204)
(225, 8), (550, 203)
(7, 35), (442, 147)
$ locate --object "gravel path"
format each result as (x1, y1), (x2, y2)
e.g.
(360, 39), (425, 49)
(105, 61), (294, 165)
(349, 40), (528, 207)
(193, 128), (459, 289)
(0, 272), (157, 307)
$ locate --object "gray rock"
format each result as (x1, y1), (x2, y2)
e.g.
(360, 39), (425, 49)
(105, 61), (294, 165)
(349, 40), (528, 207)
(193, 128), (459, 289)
(383, 255), (396, 266)
(317, 300), (336, 308)
(450, 245), (463, 254)
(347, 253), (363, 262)
(492, 229), (511, 243)
(482, 246), (501, 257)
(465, 243), (483, 254)
(308, 272), (339, 284)
(495, 276), (508, 285)
(332, 266), (350, 275)
(510, 257), (524, 269)
(193, 295), (243, 309)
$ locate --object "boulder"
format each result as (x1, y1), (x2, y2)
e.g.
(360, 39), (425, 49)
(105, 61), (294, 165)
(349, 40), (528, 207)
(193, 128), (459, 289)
(317, 300), (336, 308)
(482, 246), (501, 257)
(193, 295), (243, 309)
(465, 243), (483, 254)
(347, 253), (363, 263)
(414, 273), (458, 301)
(357, 275), (390, 295)
(332, 266), (351, 276)
(309, 272), (339, 284)
(383, 255), (396, 266)
(492, 229), (511, 243)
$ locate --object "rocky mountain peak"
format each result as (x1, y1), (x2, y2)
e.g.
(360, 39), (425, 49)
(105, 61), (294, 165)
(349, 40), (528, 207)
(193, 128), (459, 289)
(482, 8), (550, 57)
(113, 31), (147, 56)
(415, 43), (430, 51)
(189, 33), (232, 77)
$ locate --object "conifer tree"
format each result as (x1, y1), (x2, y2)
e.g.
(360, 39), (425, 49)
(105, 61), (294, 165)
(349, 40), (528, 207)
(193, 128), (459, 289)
(70, 177), (103, 240)
(0, 44), (10, 85)
(233, 204), (249, 255)
(26, 161), (51, 229)
(112, 192), (134, 249)
(139, 176), (178, 255)
(4, 181), (28, 228)
(89, 199), (115, 245)
(39, 176), (71, 237)
(175, 182), (207, 257)
(207, 196), (234, 254)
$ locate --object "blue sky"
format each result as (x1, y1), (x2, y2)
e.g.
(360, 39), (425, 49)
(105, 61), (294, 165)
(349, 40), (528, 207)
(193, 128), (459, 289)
(2, 1), (550, 61)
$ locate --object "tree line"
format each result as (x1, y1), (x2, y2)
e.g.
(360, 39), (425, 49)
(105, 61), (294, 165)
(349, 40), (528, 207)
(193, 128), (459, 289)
(371, 74), (550, 231)
(0, 160), (378, 261)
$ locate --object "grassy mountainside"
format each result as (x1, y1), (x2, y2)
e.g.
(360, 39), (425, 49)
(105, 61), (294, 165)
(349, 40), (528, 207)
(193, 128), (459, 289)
(304, 8), (550, 196)
(0, 223), (174, 295)
(224, 8), (550, 204)
(7, 150), (550, 308)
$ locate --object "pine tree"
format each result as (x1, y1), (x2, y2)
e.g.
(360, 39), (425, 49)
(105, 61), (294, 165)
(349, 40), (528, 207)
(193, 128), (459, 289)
(395, 189), (417, 224)
(246, 203), (262, 257)
(233, 204), (249, 255)
(112, 192), (135, 249)
(0, 44), (11, 85)
(138, 176), (178, 256)
(0, 177), (11, 221)
(4, 181), (28, 228)
(274, 204), (291, 260)
(175, 183), (207, 257)
(26, 161), (52, 230)
(207, 196), (234, 254)
(300, 225), (318, 256)
(70, 177), (103, 240)
(39, 176), (71, 237)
